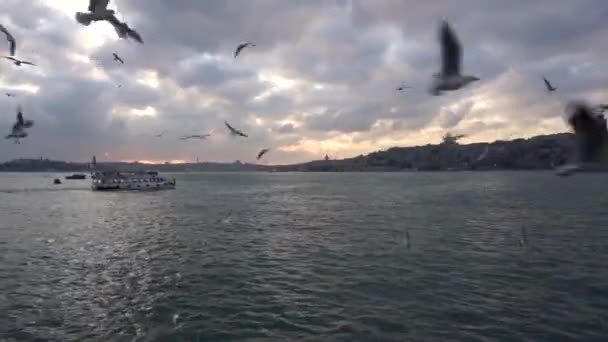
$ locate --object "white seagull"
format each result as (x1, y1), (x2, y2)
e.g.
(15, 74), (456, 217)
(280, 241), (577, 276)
(556, 101), (608, 176)
(0, 24), (16, 56)
(224, 121), (248, 137)
(430, 21), (479, 96)
(234, 42), (255, 58)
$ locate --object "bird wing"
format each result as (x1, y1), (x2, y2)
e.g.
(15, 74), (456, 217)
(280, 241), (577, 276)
(234, 43), (248, 58)
(0, 25), (16, 56)
(22, 120), (34, 128)
(225, 121), (236, 133)
(440, 21), (461, 76)
(543, 77), (553, 90)
(257, 149), (269, 159)
(21, 60), (35, 66)
(106, 14), (126, 36)
(126, 27), (144, 44)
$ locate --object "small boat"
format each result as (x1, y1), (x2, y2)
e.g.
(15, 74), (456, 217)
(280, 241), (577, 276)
(53, 178), (62, 184)
(65, 173), (87, 180)
(91, 170), (176, 191)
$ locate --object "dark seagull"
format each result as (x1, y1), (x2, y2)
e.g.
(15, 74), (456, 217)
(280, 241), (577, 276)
(75, 0), (143, 44)
(257, 148), (270, 160)
(543, 77), (557, 92)
(5, 105), (34, 143)
(2, 56), (35, 66)
(0, 24), (16, 56)
(556, 101), (608, 176)
(154, 129), (168, 138)
(234, 42), (255, 59)
(430, 20), (479, 96)
(224, 121), (248, 137)
(112, 52), (124, 64)
(179, 134), (211, 141)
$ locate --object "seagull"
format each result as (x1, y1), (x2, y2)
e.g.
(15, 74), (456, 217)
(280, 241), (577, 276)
(543, 77), (557, 92)
(396, 84), (411, 91)
(5, 92), (15, 97)
(112, 52), (124, 64)
(75, 0), (143, 44)
(179, 134), (211, 141)
(5, 105), (33, 143)
(477, 146), (490, 161)
(0, 24), (16, 56)
(217, 210), (233, 224)
(2, 56), (35, 66)
(556, 101), (608, 176)
(234, 42), (255, 58)
(430, 21), (479, 96)
(154, 130), (168, 138)
(224, 121), (248, 137)
(257, 148), (270, 160)
(519, 226), (528, 247)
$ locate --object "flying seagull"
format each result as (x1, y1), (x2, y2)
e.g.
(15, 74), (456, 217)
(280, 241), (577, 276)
(543, 77), (557, 92)
(2, 56), (35, 66)
(0, 24), (15, 56)
(5, 105), (33, 143)
(234, 42), (255, 58)
(257, 148), (270, 160)
(154, 130), (168, 138)
(396, 84), (411, 91)
(556, 101), (608, 176)
(477, 146), (490, 161)
(224, 121), (248, 137)
(5, 92), (15, 97)
(430, 20), (479, 96)
(75, 0), (143, 44)
(112, 52), (124, 64)
(179, 134), (211, 141)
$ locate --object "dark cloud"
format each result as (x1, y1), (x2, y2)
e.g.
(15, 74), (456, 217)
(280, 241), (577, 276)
(0, 0), (607, 163)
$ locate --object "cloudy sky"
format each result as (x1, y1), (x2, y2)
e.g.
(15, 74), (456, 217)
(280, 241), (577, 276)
(0, 0), (607, 164)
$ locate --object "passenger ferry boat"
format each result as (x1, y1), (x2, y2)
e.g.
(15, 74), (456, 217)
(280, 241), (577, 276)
(89, 156), (176, 191)
(91, 170), (176, 191)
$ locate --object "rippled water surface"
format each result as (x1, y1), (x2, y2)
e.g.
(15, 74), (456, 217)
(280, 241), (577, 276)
(1, 172), (608, 341)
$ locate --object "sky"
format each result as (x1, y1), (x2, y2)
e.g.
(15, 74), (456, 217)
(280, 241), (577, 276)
(0, 0), (607, 164)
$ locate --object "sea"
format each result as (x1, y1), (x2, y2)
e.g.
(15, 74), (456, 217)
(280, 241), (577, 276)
(1, 171), (608, 341)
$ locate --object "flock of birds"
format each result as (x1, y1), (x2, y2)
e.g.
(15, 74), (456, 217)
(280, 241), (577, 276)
(1, 0), (607, 172)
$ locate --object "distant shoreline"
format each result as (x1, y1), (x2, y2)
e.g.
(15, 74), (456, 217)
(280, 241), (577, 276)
(0, 132), (589, 173)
